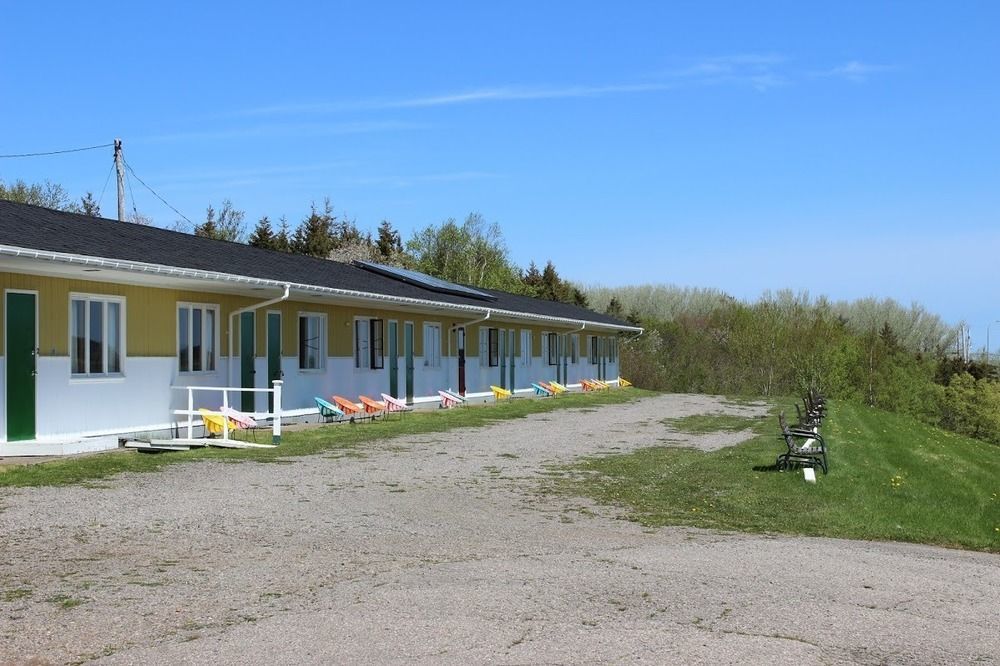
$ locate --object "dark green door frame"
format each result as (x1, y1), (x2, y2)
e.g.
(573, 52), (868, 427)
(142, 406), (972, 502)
(266, 312), (281, 412)
(404, 322), (414, 404)
(388, 320), (399, 398)
(499, 329), (507, 389)
(240, 312), (255, 412)
(6, 291), (37, 442)
(508, 328), (515, 390)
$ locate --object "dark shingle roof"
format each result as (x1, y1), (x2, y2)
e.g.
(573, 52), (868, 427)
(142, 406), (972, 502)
(0, 200), (633, 328)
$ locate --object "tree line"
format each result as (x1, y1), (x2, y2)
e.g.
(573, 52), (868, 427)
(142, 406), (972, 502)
(0, 178), (586, 307)
(597, 286), (1000, 446)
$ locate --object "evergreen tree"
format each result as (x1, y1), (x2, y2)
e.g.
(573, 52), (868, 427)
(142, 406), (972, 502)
(80, 192), (101, 217)
(274, 216), (292, 253)
(605, 296), (625, 319)
(375, 219), (403, 263)
(194, 204), (219, 239)
(248, 215), (277, 250)
(521, 261), (543, 296)
(292, 200), (335, 258)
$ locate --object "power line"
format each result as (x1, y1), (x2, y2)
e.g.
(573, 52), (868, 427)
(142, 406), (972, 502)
(0, 142), (114, 159)
(122, 159), (196, 229)
(96, 159), (116, 212)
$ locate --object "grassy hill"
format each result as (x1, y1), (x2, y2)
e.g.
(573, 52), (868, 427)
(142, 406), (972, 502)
(560, 399), (1000, 552)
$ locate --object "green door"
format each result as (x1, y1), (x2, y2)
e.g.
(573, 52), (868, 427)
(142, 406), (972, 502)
(267, 312), (281, 412)
(404, 323), (414, 403)
(6, 292), (36, 441)
(388, 321), (398, 398)
(499, 330), (507, 389)
(560, 335), (568, 385)
(240, 312), (255, 412)
(508, 328), (515, 389)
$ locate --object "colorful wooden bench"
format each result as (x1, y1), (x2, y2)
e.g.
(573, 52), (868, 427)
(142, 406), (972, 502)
(531, 382), (553, 397)
(314, 397), (345, 422)
(438, 389), (466, 409)
(359, 395), (387, 418)
(490, 385), (513, 401)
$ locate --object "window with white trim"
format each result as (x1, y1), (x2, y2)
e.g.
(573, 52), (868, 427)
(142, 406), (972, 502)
(299, 313), (326, 370)
(589, 335), (599, 365)
(520, 329), (532, 367)
(546, 332), (558, 365)
(609, 336), (617, 362)
(569, 334), (580, 364)
(354, 318), (384, 369)
(423, 323), (441, 367)
(71, 294), (125, 377)
(177, 303), (217, 373)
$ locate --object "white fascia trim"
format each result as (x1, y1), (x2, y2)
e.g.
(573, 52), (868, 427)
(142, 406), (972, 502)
(0, 244), (644, 333)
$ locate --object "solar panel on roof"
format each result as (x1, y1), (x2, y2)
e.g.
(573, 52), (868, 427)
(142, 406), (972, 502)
(353, 261), (497, 301)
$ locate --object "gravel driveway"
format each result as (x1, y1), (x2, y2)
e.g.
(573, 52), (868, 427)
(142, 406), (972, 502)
(1, 393), (997, 664)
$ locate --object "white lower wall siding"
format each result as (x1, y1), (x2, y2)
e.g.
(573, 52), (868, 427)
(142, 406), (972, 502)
(0, 353), (622, 444)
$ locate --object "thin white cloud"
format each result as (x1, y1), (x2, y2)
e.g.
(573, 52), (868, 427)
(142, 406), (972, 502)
(664, 53), (789, 90)
(238, 82), (676, 117)
(818, 60), (896, 82)
(345, 171), (502, 188)
(138, 120), (423, 143)
(153, 161), (355, 182)
(226, 53), (888, 121)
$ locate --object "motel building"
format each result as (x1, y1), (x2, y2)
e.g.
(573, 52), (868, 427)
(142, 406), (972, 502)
(0, 200), (639, 456)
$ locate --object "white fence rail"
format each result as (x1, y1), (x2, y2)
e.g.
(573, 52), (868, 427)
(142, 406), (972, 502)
(171, 380), (283, 444)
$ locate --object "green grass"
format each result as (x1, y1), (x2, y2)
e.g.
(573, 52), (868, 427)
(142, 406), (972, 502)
(559, 399), (1000, 552)
(0, 389), (652, 488)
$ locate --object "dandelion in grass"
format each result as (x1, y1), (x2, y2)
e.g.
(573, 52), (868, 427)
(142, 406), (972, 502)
(890, 475), (905, 490)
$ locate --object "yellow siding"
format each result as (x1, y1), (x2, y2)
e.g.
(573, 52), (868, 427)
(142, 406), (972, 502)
(0, 272), (591, 359)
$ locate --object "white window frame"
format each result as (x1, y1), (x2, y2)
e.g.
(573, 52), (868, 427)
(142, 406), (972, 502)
(570, 334), (580, 364)
(70, 293), (126, 379)
(176, 302), (219, 375)
(520, 329), (532, 367)
(354, 316), (384, 370)
(423, 322), (441, 367)
(298, 312), (327, 371)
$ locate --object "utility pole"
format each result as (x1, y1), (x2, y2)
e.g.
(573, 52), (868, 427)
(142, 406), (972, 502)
(114, 138), (125, 222)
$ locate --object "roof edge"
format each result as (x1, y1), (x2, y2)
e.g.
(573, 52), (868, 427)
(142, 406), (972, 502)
(0, 243), (643, 333)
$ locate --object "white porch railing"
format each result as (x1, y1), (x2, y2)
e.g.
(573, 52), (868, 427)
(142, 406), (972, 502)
(171, 380), (283, 444)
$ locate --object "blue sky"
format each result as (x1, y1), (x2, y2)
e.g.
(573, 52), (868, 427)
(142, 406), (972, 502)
(2, 2), (998, 347)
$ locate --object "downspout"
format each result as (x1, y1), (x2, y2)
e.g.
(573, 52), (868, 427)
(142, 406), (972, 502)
(228, 284), (291, 390)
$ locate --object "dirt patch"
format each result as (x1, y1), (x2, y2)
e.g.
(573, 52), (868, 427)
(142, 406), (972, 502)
(1, 393), (997, 664)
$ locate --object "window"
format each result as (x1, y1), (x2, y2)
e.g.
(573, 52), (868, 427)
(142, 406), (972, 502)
(299, 313), (326, 370)
(609, 336), (617, 362)
(71, 295), (124, 377)
(546, 332), (558, 365)
(354, 318), (383, 369)
(488, 327), (499, 367)
(423, 323), (441, 367)
(570, 334), (580, 364)
(520, 329), (532, 367)
(589, 336), (599, 364)
(177, 304), (217, 373)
